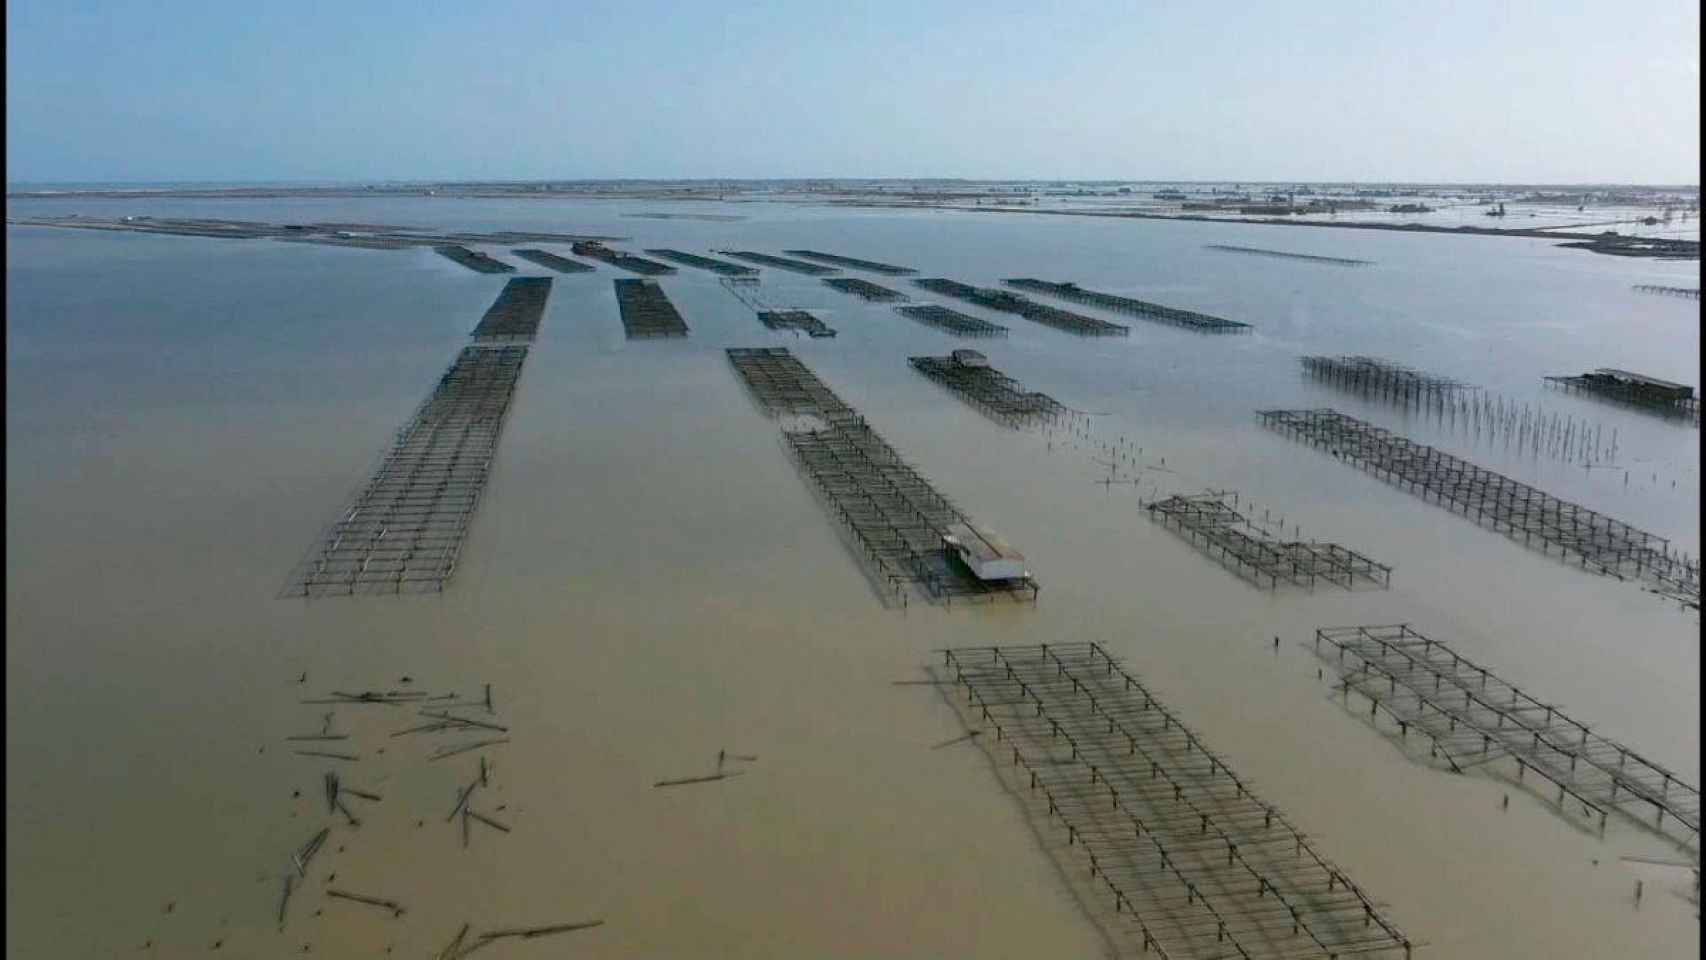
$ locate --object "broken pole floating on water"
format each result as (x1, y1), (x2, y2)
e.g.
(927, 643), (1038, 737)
(437, 923), (471, 960)
(293, 828), (330, 878)
(277, 874), (294, 930)
(449, 780), (480, 822)
(477, 920), (606, 942)
(296, 749), (361, 762)
(326, 888), (405, 917)
(654, 771), (745, 788)
(419, 709), (508, 733)
(431, 738), (511, 761)
(467, 809), (511, 833)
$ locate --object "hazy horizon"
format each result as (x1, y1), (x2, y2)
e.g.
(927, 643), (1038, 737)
(6, 0), (1699, 184)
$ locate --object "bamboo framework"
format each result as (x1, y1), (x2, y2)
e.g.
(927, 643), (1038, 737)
(938, 642), (1413, 960)
(894, 303), (1008, 337)
(613, 279), (689, 338)
(727, 347), (1037, 605)
(823, 277), (909, 302)
(1143, 492), (1392, 591)
(784, 249), (916, 274)
(914, 278), (1129, 336)
(1316, 624), (1700, 852)
(1005, 278), (1249, 333)
(908, 355), (1073, 428)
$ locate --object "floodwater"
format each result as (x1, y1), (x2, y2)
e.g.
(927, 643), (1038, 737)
(6, 195), (1699, 958)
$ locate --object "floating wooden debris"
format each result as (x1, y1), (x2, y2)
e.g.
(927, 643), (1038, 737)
(914, 278), (1128, 336)
(295, 749), (361, 761)
(938, 643), (1413, 959)
(1257, 409), (1697, 607)
(644, 249), (757, 276)
(908, 353), (1071, 427)
(1317, 624), (1700, 850)
(277, 874), (294, 929)
(1144, 491), (1392, 590)
(758, 309), (837, 338)
(612, 278), (690, 339)
(419, 709), (508, 733)
(714, 250), (838, 275)
(783, 249), (915, 274)
(570, 241), (676, 275)
(469, 277), (552, 344)
(437, 923), (471, 960)
(1005, 278), (1248, 333)
(326, 888), (405, 917)
(293, 828), (329, 878)
(284, 733), (350, 742)
(477, 920), (605, 941)
(727, 347), (1039, 606)
(434, 245), (514, 274)
(286, 345), (531, 597)
(1206, 243), (1372, 266)
(894, 303), (1007, 338)
(823, 277), (909, 302)
(467, 809), (511, 833)
(653, 771), (745, 788)
(929, 730), (982, 749)
(510, 248), (594, 273)
(449, 780), (481, 821)
(430, 738), (511, 761)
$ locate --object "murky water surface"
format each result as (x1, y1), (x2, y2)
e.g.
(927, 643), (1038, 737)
(6, 197), (1699, 957)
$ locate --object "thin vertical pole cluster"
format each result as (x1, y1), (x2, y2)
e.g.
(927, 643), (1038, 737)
(940, 642), (1413, 959)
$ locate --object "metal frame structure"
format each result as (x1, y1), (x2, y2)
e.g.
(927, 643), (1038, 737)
(510, 248), (594, 273)
(434, 245), (514, 274)
(782, 249), (916, 275)
(714, 250), (838, 275)
(1315, 624), (1700, 852)
(288, 345), (530, 597)
(908, 355), (1073, 428)
(1144, 492), (1392, 591)
(758, 310), (837, 338)
(613, 278), (689, 339)
(938, 642), (1414, 960)
(643, 249), (757, 276)
(1299, 356), (1469, 406)
(894, 303), (1007, 337)
(470, 277), (553, 344)
(1205, 245), (1372, 267)
(823, 277), (909, 302)
(1543, 372), (1699, 424)
(727, 347), (1038, 605)
(1005, 278), (1250, 333)
(914, 278), (1130, 336)
(1631, 285), (1699, 299)
(571, 241), (676, 276)
(1256, 409), (1680, 581)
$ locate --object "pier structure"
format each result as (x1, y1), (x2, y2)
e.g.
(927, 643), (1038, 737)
(571, 241), (676, 276)
(895, 304), (1007, 337)
(470, 277), (552, 344)
(1005, 278), (1250, 333)
(510, 248), (594, 273)
(434, 245), (514, 274)
(914, 278), (1129, 336)
(938, 642), (1414, 960)
(908, 354), (1072, 428)
(1300, 355), (1470, 405)
(782, 249), (916, 275)
(727, 347), (1037, 605)
(823, 277), (909, 302)
(1544, 368), (1698, 423)
(1144, 492), (1392, 590)
(644, 249), (758, 276)
(613, 279), (689, 338)
(1316, 624), (1700, 851)
(1206, 244), (1372, 266)
(714, 251), (839, 275)
(1256, 409), (1683, 585)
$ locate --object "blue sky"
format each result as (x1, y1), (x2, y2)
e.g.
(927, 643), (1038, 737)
(5, 0), (1699, 183)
